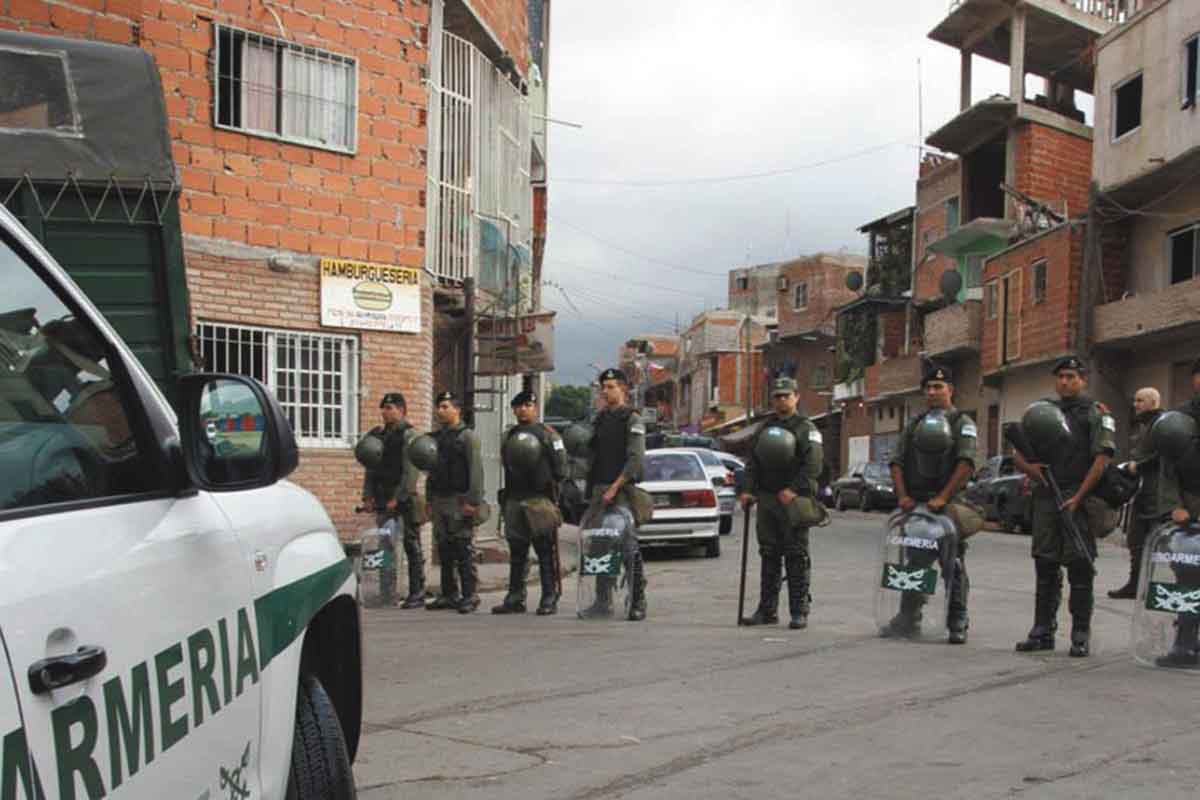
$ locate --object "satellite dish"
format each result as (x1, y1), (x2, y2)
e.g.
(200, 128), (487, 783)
(845, 271), (864, 292)
(939, 269), (963, 302)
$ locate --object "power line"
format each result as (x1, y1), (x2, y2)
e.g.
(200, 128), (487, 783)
(545, 280), (682, 328)
(544, 259), (714, 299)
(551, 216), (729, 278)
(551, 139), (911, 187)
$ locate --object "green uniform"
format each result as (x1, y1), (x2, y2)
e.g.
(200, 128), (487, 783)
(426, 422), (484, 609)
(888, 407), (978, 640)
(497, 422), (568, 613)
(743, 411), (823, 625)
(1030, 395), (1116, 564)
(361, 421), (425, 604)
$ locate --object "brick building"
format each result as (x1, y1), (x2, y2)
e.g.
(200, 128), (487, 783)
(1088, 0), (1200, 441)
(619, 334), (680, 427)
(0, 0), (552, 543)
(676, 311), (766, 433)
(728, 261), (781, 325)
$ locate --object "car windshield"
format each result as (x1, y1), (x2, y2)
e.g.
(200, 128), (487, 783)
(864, 464), (890, 480)
(691, 449), (722, 467)
(643, 453), (706, 482)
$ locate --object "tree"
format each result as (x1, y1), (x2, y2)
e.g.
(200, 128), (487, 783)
(547, 385), (592, 420)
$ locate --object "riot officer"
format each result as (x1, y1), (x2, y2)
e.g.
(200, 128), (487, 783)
(737, 376), (824, 630)
(493, 390), (568, 616)
(581, 368), (648, 621)
(885, 363), (980, 643)
(425, 390), (486, 614)
(1013, 357), (1117, 657)
(357, 392), (426, 608)
(1109, 387), (1165, 599)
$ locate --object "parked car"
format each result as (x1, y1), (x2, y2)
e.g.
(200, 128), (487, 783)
(967, 456), (1033, 533)
(680, 447), (737, 535)
(832, 461), (898, 511)
(636, 449), (722, 557)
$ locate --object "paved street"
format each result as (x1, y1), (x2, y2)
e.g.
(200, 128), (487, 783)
(354, 512), (1200, 800)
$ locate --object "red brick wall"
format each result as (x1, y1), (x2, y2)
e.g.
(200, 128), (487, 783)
(879, 308), (906, 359)
(715, 351), (764, 410)
(766, 339), (837, 418)
(456, 0), (530, 75)
(839, 399), (872, 472)
(188, 250), (435, 538)
(776, 255), (862, 338)
(1012, 122), (1092, 219)
(981, 225), (1082, 375)
(913, 158), (961, 306)
(1100, 219), (1130, 304)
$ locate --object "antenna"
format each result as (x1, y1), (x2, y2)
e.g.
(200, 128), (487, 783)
(917, 57), (924, 168)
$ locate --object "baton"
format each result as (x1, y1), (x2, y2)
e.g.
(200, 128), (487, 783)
(737, 502), (752, 626)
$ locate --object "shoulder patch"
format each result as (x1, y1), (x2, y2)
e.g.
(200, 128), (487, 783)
(630, 424), (646, 436)
(552, 437), (565, 451)
(1101, 415), (1116, 432)
(809, 429), (823, 444)
(961, 422), (978, 438)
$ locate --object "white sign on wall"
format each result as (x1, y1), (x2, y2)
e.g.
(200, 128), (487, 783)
(319, 258), (421, 333)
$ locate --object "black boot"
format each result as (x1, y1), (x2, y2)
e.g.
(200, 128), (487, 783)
(1108, 545), (1142, 599)
(457, 539), (480, 614)
(880, 591), (925, 638)
(627, 551), (647, 621)
(533, 538), (560, 616)
(785, 552), (810, 630)
(492, 547), (528, 614)
(741, 556), (782, 626)
(1067, 559), (1093, 657)
(1156, 617), (1200, 668)
(401, 532), (426, 608)
(579, 576), (615, 618)
(426, 540), (461, 610)
(947, 555), (969, 645)
(1016, 559), (1060, 651)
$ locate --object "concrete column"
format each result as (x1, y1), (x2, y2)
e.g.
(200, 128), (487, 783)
(1009, 5), (1026, 102)
(960, 50), (973, 112)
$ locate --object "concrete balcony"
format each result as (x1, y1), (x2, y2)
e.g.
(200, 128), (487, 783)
(924, 300), (983, 358)
(872, 355), (923, 400)
(833, 378), (864, 402)
(1093, 280), (1200, 349)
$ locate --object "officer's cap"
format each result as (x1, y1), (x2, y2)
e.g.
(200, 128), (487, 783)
(1052, 356), (1086, 375)
(770, 376), (798, 396)
(510, 390), (537, 407)
(922, 362), (953, 386)
(435, 390), (459, 406)
(598, 368), (627, 384)
(380, 392), (406, 409)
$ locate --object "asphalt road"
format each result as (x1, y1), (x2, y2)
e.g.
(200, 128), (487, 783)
(353, 511), (1200, 800)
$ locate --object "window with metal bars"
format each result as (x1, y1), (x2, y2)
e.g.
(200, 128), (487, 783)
(195, 322), (359, 447)
(214, 25), (357, 153)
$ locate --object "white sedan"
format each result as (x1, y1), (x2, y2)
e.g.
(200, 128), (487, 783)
(637, 449), (722, 558)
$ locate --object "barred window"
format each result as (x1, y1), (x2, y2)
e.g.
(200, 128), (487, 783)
(195, 322), (359, 447)
(214, 25), (357, 153)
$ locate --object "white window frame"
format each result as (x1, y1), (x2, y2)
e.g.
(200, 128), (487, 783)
(212, 24), (358, 154)
(1112, 71), (1143, 142)
(1168, 223), (1200, 285)
(195, 321), (360, 448)
(793, 281), (808, 311)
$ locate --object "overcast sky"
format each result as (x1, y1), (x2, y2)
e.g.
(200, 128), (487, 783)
(540, 0), (1050, 387)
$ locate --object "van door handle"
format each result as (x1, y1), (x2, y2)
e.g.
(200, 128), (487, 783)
(28, 646), (107, 694)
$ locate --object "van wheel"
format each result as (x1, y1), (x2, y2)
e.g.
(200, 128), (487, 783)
(719, 515), (733, 535)
(704, 536), (721, 558)
(285, 674), (356, 800)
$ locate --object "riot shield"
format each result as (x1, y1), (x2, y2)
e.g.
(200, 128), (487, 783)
(1132, 522), (1200, 670)
(577, 504), (634, 619)
(355, 519), (402, 609)
(875, 504), (958, 641)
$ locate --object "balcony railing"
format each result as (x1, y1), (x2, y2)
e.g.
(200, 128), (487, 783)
(1094, 281), (1200, 346)
(873, 355), (922, 399)
(833, 378), (864, 402)
(949, 0), (1141, 23)
(924, 301), (983, 358)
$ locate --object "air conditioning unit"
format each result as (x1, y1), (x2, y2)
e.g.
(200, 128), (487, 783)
(778, 276), (790, 292)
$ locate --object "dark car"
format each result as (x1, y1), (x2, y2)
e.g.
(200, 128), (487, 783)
(967, 455), (1032, 533)
(832, 461), (897, 512)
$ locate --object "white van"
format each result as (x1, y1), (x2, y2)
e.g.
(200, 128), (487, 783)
(0, 205), (360, 798)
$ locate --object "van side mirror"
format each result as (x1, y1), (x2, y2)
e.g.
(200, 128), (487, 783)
(177, 373), (299, 490)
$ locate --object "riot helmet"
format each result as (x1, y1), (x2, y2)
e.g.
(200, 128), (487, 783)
(504, 430), (544, 471)
(407, 433), (440, 472)
(754, 425), (797, 473)
(355, 432), (385, 469)
(1021, 400), (1072, 463)
(912, 410), (954, 479)
(563, 423), (594, 458)
(1150, 410), (1199, 464)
